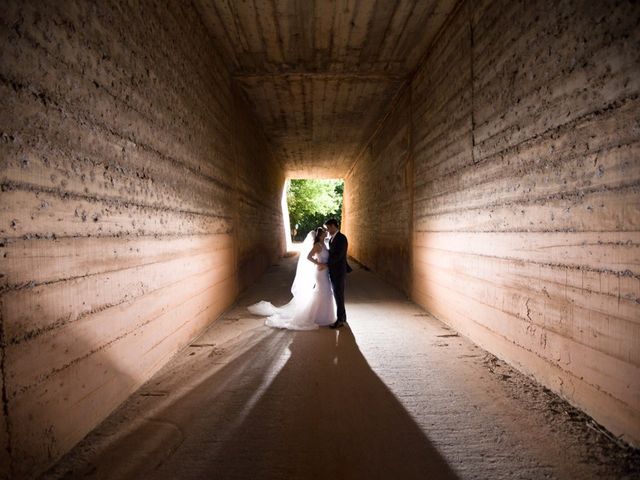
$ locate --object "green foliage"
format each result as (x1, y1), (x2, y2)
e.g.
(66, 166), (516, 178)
(287, 179), (344, 241)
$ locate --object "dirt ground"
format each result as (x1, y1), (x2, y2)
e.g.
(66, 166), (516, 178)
(44, 256), (640, 479)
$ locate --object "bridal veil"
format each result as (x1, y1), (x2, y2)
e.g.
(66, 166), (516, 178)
(247, 231), (319, 330)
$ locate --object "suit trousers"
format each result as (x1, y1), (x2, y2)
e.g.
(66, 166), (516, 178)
(330, 272), (346, 322)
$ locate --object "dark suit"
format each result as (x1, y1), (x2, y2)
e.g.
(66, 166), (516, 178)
(328, 231), (350, 323)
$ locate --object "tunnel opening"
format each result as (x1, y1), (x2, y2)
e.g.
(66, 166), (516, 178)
(282, 178), (344, 250)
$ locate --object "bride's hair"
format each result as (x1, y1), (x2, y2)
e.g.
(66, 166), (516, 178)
(313, 227), (326, 244)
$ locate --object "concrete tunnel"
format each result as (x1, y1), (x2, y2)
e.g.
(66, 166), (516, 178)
(1, 0), (639, 478)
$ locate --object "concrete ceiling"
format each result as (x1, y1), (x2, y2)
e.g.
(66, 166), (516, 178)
(196, 0), (458, 178)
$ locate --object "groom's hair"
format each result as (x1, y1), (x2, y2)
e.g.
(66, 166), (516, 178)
(325, 218), (339, 228)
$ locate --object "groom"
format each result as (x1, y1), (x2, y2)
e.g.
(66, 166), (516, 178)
(324, 218), (351, 328)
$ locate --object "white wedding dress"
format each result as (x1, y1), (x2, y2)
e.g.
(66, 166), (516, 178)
(248, 234), (336, 330)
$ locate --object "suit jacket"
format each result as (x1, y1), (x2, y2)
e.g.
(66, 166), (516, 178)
(328, 231), (352, 277)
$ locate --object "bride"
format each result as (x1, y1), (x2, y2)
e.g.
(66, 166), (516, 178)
(248, 227), (336, 330)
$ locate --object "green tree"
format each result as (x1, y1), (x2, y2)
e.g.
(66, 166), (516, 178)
(287, 179), (344, 241)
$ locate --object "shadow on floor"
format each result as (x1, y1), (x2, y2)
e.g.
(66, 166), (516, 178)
(144, 326), (458, 480)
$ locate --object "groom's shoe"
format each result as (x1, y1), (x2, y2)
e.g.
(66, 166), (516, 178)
(330, 320), (345, 329)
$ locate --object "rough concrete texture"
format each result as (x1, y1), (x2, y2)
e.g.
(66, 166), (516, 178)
(0, 1), (283, 477)
(195, 0), (458, 178)
(343, 88), (412, 295)
(345, 0), (640, 446)
(2, 0), (640, 477)
(44, 257), (640, 479)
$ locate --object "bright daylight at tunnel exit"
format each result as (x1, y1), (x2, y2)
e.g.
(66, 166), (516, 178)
(1, 0), (639, 479)
(282, 178), (344, 250)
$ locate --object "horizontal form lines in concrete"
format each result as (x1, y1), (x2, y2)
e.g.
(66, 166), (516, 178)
(195, 0), (458, 177)
(409, 0), (640, 446)
(1, 1), (285, 476)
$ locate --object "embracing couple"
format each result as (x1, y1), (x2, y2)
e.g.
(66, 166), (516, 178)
(248, 218), (351, 330)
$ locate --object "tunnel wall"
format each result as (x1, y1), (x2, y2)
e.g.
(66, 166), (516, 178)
(232, 83), (287, 293)
(0, 2), (283, 477)
(343, 89), (412, 293)
(346, 0), (640, 445)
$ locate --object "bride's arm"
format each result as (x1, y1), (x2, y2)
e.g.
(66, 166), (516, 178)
(307, 244), (323, 265)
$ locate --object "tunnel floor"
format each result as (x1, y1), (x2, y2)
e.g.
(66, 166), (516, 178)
(45, 256), (638, 479)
